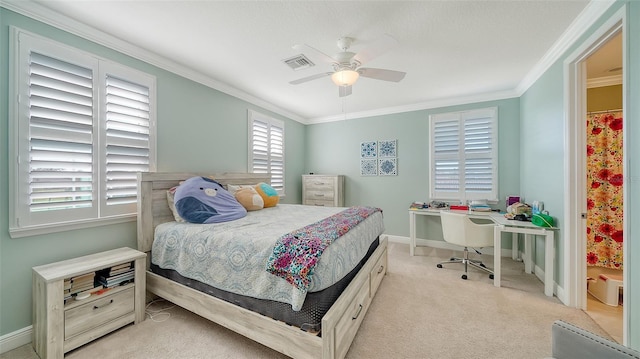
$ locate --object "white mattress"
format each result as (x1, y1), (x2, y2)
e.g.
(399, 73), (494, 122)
(151, 204), (384, 310)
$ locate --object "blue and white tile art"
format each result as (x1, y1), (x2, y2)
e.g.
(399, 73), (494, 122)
(378, 158), (397, 176)
(378, 140), (397, 158)
(360, 141), (377, 158)
(360, 159), (378, 176)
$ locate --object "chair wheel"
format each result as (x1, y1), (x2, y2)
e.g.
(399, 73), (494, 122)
(436, 264), (443, 268)
(450, 257), (456, 261)
(461, 274), (467, 280)
(489, 274), (494, 279)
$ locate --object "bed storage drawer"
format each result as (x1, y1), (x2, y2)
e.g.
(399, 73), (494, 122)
(334, 280), (371, 359)
(370, 248), (387, 296)
(64, 287), (135, 340)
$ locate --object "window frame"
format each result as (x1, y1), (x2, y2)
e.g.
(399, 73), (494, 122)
(428, 107), (498, 203)
(8, 27), (157, 238)
(247, 110), (285, 196)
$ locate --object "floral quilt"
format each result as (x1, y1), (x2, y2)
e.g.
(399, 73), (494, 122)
(266, 206), (382, 291)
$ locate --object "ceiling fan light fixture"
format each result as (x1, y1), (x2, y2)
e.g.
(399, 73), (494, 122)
(331, 70), (359, 87)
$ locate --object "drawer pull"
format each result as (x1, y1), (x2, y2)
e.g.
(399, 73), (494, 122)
(377, 265), (384, 274)
(93, 299), (114, 310)
(314, 194), (325, 197)
(352, 304), (363, 320)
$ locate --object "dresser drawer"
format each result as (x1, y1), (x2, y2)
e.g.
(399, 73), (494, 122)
(304, 199), (336, 207)
(370, 248), (387, 296)
(65, 287), (135, 339)
(304, 189), (335, 201)
(303, 176), (335, 190)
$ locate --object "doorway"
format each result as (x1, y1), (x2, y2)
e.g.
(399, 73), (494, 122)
(564, 7), (627, 345)
(583, 30), (623, 343)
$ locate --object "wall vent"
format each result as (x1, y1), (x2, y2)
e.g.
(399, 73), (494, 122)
(282, 54), (315, 71)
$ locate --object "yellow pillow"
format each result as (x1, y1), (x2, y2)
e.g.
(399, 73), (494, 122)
(234, 187), (264, 211)
(255, 182), (279, 208)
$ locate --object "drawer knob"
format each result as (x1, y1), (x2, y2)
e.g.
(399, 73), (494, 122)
(352, 304), (363, 320)
(377, 265), (384, 274)
(314, 193), (325, 197)
(93, 299), (114, 310)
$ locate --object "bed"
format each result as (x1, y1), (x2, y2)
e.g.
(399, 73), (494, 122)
(136, 172), (388, 359)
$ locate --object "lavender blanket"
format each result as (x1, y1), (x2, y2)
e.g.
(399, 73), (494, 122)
(266, 206), (382, 291)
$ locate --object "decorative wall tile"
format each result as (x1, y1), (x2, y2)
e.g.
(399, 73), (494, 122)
(360, 141), (377, 158)
(378, 158), (397, 176)
(360, 159), (378, 176)
(378, 139), (397, 158)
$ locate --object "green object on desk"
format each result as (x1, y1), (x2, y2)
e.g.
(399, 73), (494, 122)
(532, 213), (554, 227)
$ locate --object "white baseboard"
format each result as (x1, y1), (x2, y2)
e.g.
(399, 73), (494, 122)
(0, 325), (32, 354)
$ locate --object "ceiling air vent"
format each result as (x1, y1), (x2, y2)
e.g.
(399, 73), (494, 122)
(282, 54), (315, 71)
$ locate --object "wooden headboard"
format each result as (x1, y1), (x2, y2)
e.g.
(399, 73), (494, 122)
(136, 172), (271, 253)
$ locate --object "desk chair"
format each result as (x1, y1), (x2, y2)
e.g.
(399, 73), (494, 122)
(436, 211), (495, 280)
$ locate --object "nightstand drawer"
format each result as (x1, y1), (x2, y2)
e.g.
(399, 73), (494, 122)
(65, 287), (134, 339)
(303, 176), (335, 190)
(305, 189), (335, 200)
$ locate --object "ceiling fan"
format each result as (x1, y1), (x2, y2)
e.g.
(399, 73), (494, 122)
(289, 34), (406, 97)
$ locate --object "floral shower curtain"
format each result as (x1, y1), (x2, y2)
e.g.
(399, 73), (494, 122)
(586, 111), (623, 270)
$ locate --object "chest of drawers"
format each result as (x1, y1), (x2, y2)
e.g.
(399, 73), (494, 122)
(302, 174), (345, 207)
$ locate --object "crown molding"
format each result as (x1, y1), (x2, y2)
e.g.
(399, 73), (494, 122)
(587, 74), (622, 88)
(0, 0), (306, 124)
(307, 89), (519, 124)
(515, 0), (617, 96)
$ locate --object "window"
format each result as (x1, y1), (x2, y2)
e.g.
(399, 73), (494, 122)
(429, 107), (498, 202)
(248, 110), (285, 195)
(9, 28), (156, 237)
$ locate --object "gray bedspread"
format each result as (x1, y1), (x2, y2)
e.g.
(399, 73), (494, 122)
(151, 204), (384, 310)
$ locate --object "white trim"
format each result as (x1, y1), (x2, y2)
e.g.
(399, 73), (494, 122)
(0, 326), (31, 355)
(0, 0), (613, 126)
(586, 74), (623, 88)
(0, 0), (305, 124)
(516, 0), (617, 96)
(563, 4), (627, 343)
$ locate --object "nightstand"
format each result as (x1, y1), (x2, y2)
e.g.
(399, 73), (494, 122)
(32, 247), (146, 359)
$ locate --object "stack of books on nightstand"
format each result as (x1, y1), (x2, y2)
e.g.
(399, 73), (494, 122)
(96, 262), (134, 288)
(65, 272), (101, 302)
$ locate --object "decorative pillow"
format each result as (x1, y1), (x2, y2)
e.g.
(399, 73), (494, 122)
(234, 187), (264, 211)
(255, 182), (279, 208)
(226, 184), (255, 195)
(174, 176), (247, 224)
(166, 186), (186, 222)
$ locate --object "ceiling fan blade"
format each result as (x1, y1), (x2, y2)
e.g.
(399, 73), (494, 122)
(352, 34), (398, 65)
(339, 85), (352, 97)
(289, 72), (333, 85)
(358, 68), (406, 82)
(292, 44), (336, 65)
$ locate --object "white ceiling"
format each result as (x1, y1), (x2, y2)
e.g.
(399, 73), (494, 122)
(26, 0), (600, 124)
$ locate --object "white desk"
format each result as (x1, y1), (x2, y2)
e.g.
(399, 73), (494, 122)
(408, 209), (556, 297)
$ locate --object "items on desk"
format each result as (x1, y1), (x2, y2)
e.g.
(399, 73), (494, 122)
(506, 202), (532, 216)
(409, 202), (429, 210)
(532, 211), (554, 227)
(429, 201), (447, 209)
(506, 195), (521, 207)
(449, 204), (469, 211)
(531, 200), (544, 214)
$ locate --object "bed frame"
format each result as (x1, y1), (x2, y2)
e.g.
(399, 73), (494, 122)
(136, 172), (388, 359)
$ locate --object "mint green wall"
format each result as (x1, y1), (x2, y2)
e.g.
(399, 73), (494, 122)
(520, 0), (638, 348)
(304, 98), (521, 241)
(0, 9), (305, 336)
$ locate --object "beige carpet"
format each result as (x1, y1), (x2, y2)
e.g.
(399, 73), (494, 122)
(2, 241), (610, 359)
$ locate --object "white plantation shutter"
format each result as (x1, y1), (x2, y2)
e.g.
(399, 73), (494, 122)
(28, 52), (95, 213)
(248, 110), (285, 194)
(429, 107), (497, 202)
(102, 74), (152, 214)
(10, 28), (156, 236)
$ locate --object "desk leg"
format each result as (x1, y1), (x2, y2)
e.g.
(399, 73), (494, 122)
(494, 225), (503, 288)
(524, 234), (533, 274)
(409, 212), (416, 256)
(511, 233), (519, 261)
(544, 231), (554, 297)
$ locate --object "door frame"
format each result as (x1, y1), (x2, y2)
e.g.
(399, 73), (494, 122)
(563, 6), (627, 343)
